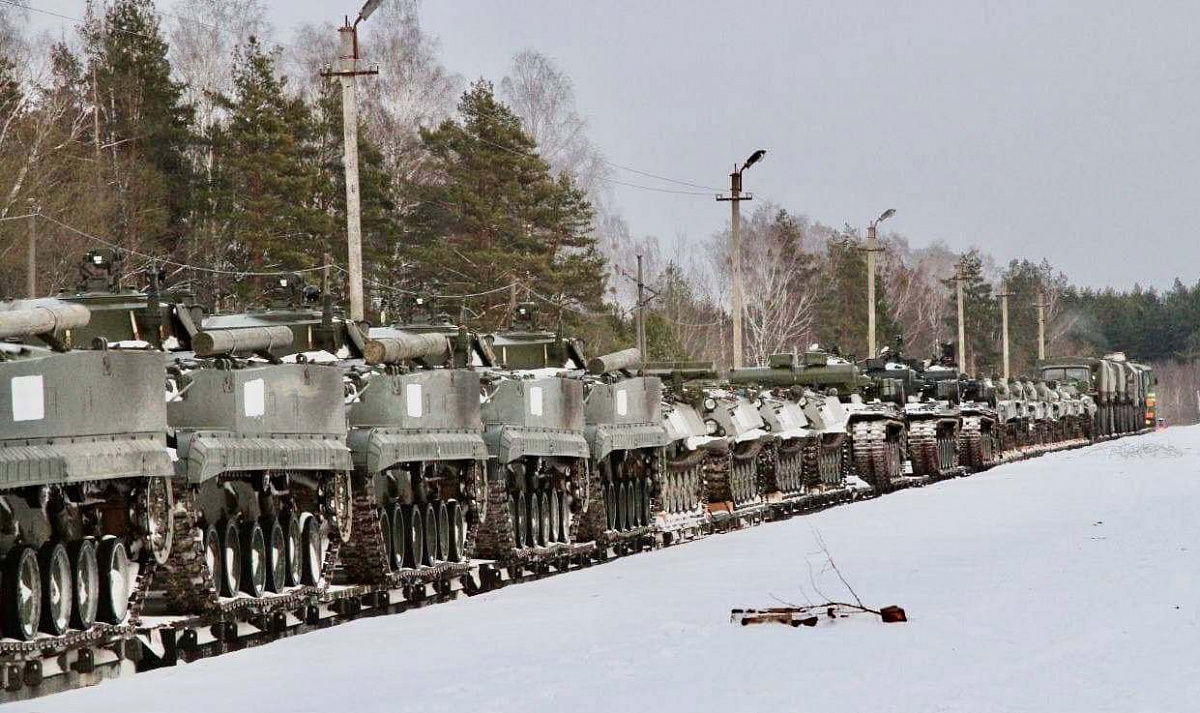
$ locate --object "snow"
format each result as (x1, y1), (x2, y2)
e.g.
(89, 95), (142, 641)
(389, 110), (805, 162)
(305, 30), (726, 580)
(22, 428), (1200, 713)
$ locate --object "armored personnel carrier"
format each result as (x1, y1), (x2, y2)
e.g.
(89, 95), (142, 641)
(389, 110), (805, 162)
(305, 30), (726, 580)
(340, 305), (491, 587)
(0, 299), (173, 640)
(644, 361), (771, 524)
(576, 348), (668, 551)
(473, 305), (592, 565)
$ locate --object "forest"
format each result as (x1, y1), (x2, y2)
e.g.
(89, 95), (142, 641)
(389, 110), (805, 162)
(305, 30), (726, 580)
(0, 0), (1198, 422)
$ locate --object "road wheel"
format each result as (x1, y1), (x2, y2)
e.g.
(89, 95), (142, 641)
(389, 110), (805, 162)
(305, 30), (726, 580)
(378, 507), (394, 571)
(446, 500), (466, 562)
(96, 537), (130, 625)
(2, 546), (41, 640)
(282, 513), (302, 587)
(240, 521), (267, 597)
(436, 502), (450, 561)
(69, 538), (99, 630)
(299, 514), (323, 586)
(422, 504), (437, 565)
(218, 519), (242, 597)
(262, 518), (286, 593)
(39, 542), (72, 636)
(403, 505), (424, 568)
(389, 505), (405, 569)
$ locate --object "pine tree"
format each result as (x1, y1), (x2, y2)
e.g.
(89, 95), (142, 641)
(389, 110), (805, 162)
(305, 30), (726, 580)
(85, 0), (194, 254)
(404, 80), (605, 329)
(216, 37), (328, 301)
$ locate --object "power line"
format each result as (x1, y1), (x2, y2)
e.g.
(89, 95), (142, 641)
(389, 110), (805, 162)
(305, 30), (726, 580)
(601, 177), (712, 196)
(602, 160), (722, 191)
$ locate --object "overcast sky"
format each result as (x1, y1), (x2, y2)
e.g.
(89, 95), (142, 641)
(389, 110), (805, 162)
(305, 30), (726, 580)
(29, 0), (1200, 290)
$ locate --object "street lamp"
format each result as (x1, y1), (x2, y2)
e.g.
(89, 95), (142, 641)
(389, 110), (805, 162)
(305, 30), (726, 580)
(866, 208), (895, 358)
(717, 149), (766, 370)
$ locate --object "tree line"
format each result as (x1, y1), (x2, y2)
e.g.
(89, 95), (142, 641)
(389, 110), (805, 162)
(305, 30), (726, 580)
(1, 1), (1197, 423)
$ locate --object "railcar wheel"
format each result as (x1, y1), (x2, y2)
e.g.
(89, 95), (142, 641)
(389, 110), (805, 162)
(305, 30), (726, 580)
(282, 514), (302, 587)
(558, 491), (571, 543)
(69, 538), (99, 630)
(2, 546), (41, 641)
(240, 522), (267, 597)
(299, 514), (323, 586)
(640, 478), (652, 526)
(96, 537), (130, 625)
(604, 484), (616, 531)
(203, 524), (222, 592)
(262, 518), (286, 593)
(547, 493), (561, 545)
(39, 542), (72, 636)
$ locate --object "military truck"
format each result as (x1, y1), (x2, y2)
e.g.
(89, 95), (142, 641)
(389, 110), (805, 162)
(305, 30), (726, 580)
(1038, 354), (1153, 438)
(0, 299), (173, 640)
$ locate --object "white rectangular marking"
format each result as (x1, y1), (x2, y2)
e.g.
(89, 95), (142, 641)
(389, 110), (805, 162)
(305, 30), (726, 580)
(243, 378), (266, 418)
(11, 375), (44, 422)
(406, 382), (423, 418)
(616, 389), (628, 417)
(529, 386), (544, 416)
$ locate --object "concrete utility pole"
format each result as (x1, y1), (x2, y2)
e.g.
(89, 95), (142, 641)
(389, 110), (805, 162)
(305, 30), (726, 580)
(717, 149), (765, 370)
(998, 287), (1012, 379)
(865, 208), (895, 358)
(1036, 291), (1047, 360)
(324, 2), (382, 322)
(26, 202), (37, 298)
(955, 259), (967, 370)
(636, 254), (647, 358)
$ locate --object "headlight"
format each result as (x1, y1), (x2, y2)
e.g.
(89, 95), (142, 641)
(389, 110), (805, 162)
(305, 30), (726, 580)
(705, 419), (719, 435)
(703, 397), (717, 411)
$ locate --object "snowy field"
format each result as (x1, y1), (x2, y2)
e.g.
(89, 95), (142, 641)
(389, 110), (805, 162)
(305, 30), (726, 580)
(20, 427), (1200, 713)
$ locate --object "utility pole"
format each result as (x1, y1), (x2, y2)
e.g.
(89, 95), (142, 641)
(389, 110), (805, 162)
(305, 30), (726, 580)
(717, 149), (765, 370)
(955, 259), (967, 371)
(323, 3), (382, 322)
(26, 201), (37, 298)
(997, 287), (1012, 379)
(864, 209), (895, 358)
(636, 254), (647, 358)
(1036, 291), (1048, 360)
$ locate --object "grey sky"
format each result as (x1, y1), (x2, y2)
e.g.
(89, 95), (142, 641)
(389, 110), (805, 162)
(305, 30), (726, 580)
(30, 0), (1200, 290)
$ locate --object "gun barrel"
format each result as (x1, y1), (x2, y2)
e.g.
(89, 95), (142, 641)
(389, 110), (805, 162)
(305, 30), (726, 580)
(193, 325), (295, 357)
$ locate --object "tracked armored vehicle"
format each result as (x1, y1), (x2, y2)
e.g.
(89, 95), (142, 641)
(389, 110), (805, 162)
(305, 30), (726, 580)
(861, 343), (962, 479)
(956, 375), (1001, 469)
(340, 309), (490, 589)
(644, 361), (773, 526)
(575, 348), (668, 552)
(473, 305), (592, 566)
(0, 300), (173, 641)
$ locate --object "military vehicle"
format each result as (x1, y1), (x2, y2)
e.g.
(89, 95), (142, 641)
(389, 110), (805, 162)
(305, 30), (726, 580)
(957, 374), (1001, 469)
(473, 304), (592, 565)
(725, 348), (909, 493)
(577, 347), (668, 551)
(340, 305), (491, 586)
(0, 299), (173, 640)
(645, 361), (772, 522)
(1038, 353), (1154, 438)
(860, 342), (961, 479)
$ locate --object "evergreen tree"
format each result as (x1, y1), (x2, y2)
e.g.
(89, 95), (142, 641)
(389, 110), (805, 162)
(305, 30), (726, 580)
(85, 0), (194, 253)
(405, 80), (604, 329)
(216, 37), (328, 301)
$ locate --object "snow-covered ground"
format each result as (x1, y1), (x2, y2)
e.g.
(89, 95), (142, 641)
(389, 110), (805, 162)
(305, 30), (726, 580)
(21, 427), (1200, 713)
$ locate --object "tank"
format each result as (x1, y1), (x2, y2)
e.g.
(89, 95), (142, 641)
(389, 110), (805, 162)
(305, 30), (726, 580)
(0, 299), (173, 641)
(861, 341), (962, 479)
(957, 374), (1001, 469)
